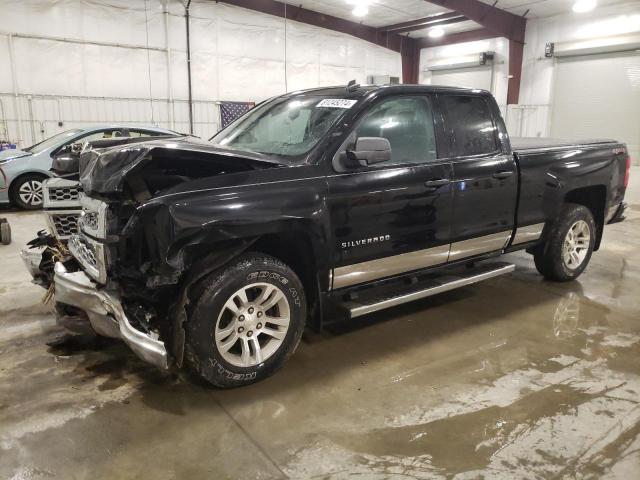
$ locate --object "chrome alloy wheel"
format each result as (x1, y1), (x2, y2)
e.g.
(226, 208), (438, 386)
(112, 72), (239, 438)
(18, 180), (44, 207)
(214, 283), (290, 368)
(562, 220), (590, 269)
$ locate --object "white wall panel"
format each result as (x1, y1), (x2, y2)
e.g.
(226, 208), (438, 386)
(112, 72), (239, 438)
(286, 22), (321, 64)
(2, 0), (167, 48)
(551, 52), (640, 161)
(0, 36), (13, 93)
(168, 50), (189, 101)
(519, 0), (640, 148)
(505, 105), (551, 138)
(216, 14), (284, 62)
(430, 66), (493, 91)
(286, 63), (320, 93)
(0, 0), (401, 145)
(218, 56), (286, 101)
(12, 38), (85, 96)
(418, 38), (510, 110)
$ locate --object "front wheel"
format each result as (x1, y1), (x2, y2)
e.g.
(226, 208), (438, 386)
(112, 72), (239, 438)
(533, 203), (596, 281)
(12, 174), (46, 210)
(184, 252), (306, 388)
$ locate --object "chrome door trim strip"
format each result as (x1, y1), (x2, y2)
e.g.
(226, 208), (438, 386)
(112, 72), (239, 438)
(512, 222), (545, 245)
(331, 230), (515, 290)
(332, 244), (450, 290)
(448, 230), (512, 262)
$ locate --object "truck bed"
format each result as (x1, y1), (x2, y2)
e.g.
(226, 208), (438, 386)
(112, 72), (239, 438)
(511, 137), (620, 153)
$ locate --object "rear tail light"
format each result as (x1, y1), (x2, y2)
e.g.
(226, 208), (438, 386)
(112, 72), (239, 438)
(624, 155), (631, 188)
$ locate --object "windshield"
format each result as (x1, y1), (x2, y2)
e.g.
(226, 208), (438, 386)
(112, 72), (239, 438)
(25, 129), (83, 154)
(210, 96), (357, 159)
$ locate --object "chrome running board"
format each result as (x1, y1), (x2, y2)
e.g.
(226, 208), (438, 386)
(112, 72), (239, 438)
(344, 262), (515, 318)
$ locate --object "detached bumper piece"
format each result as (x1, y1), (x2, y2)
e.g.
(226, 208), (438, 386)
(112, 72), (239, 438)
(20, 231), (60, 288)
(21, 246), (47, 282)
(607, 202), (627, 224)
(53, 262), (169, 370)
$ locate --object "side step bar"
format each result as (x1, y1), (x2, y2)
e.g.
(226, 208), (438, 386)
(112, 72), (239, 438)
(343, 262), (515, 318)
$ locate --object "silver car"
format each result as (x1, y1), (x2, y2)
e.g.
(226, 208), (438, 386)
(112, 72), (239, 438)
(0, 125), (177, 209)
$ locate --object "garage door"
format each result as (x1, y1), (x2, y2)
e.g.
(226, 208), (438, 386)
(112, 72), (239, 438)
(551, 51), (640, 162)
(430, 65), (493, 91)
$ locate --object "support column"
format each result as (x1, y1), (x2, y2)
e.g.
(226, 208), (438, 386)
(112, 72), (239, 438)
(507, 40), (524, 105)
(401, 38), (419, 84)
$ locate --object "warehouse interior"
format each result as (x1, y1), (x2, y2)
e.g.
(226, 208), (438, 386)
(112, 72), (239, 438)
(1, 0), (640, 478)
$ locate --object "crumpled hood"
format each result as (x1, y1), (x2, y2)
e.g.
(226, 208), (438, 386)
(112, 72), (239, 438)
(0, 149), (31, 162)
(79, 138), (285, 195)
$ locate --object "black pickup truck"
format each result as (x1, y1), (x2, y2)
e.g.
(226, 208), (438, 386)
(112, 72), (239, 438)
(31, 84), (630, 387)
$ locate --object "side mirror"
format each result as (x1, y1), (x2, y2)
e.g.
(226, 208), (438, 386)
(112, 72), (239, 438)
(346, 137), (391, 167)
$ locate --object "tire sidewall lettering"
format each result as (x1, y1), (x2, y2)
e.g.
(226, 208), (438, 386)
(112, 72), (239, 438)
(209, 358), (257, 381)
(246, 270), (301, 307)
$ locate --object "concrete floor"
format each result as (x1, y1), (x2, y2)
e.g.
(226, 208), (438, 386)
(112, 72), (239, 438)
(1, 169), (639, 480)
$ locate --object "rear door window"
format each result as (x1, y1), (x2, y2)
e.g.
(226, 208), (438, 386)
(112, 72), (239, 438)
(442, 95), (498, 157)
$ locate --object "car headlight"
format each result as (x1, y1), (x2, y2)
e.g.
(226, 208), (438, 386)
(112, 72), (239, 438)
(78, 194), (109, 239)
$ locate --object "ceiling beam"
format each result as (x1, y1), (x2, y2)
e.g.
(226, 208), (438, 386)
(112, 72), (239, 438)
(380, 12), (467, 34)
(216, 0), (409, 54)
(424, 0), (525, 43)
(416, 28), (498, 49)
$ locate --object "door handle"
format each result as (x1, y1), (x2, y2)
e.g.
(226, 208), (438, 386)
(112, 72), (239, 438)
(424, 178), (451, 188)
(492, 170), (514, 180)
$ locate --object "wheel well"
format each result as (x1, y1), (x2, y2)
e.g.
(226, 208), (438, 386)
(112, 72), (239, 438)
(565, 185), (606, 250)
(252, 231), (320, 325)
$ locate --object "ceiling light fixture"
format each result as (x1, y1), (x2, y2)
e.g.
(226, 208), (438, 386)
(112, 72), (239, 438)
(352, 5), (368, 17)
(428, 27), (445, 38)
(573, 0), (597, 13)
(347, 0), (371, 18)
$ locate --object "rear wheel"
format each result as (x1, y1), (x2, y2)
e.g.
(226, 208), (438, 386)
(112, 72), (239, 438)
(533, 203), (596, 281)
(12, 174), (46, 210)
(184, 252), (306, 388)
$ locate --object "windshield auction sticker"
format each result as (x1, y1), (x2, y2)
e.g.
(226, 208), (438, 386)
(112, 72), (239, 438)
(316, 99), (358, 109)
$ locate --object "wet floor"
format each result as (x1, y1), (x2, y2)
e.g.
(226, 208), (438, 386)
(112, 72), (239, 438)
(1, 170), (639, 479)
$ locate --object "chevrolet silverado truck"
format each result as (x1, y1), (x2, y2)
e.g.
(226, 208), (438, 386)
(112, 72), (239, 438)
(26, 84), (630, 388)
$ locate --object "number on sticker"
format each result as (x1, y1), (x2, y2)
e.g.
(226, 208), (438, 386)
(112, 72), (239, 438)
(317, 99), (358, 109)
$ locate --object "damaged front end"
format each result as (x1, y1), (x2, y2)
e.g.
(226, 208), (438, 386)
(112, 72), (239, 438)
(41, 139), (282, 369)
(53, 262), (168, 368)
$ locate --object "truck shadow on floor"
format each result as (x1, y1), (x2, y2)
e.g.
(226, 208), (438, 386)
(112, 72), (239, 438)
(46, 332), (177, 393)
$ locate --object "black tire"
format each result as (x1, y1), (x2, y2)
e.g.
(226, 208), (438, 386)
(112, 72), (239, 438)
(184, 252), (307, 388)
(533, 203), (596, 282)
(1, 222), (10, 245)
(11, 174), (47, 210)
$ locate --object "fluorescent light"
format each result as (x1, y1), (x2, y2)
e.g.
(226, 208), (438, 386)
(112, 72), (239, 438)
(428, 27), (445, 38)
(352, 5), (368, 17)
(347, 0), (370, 17)
(573, 0), (597, 13)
